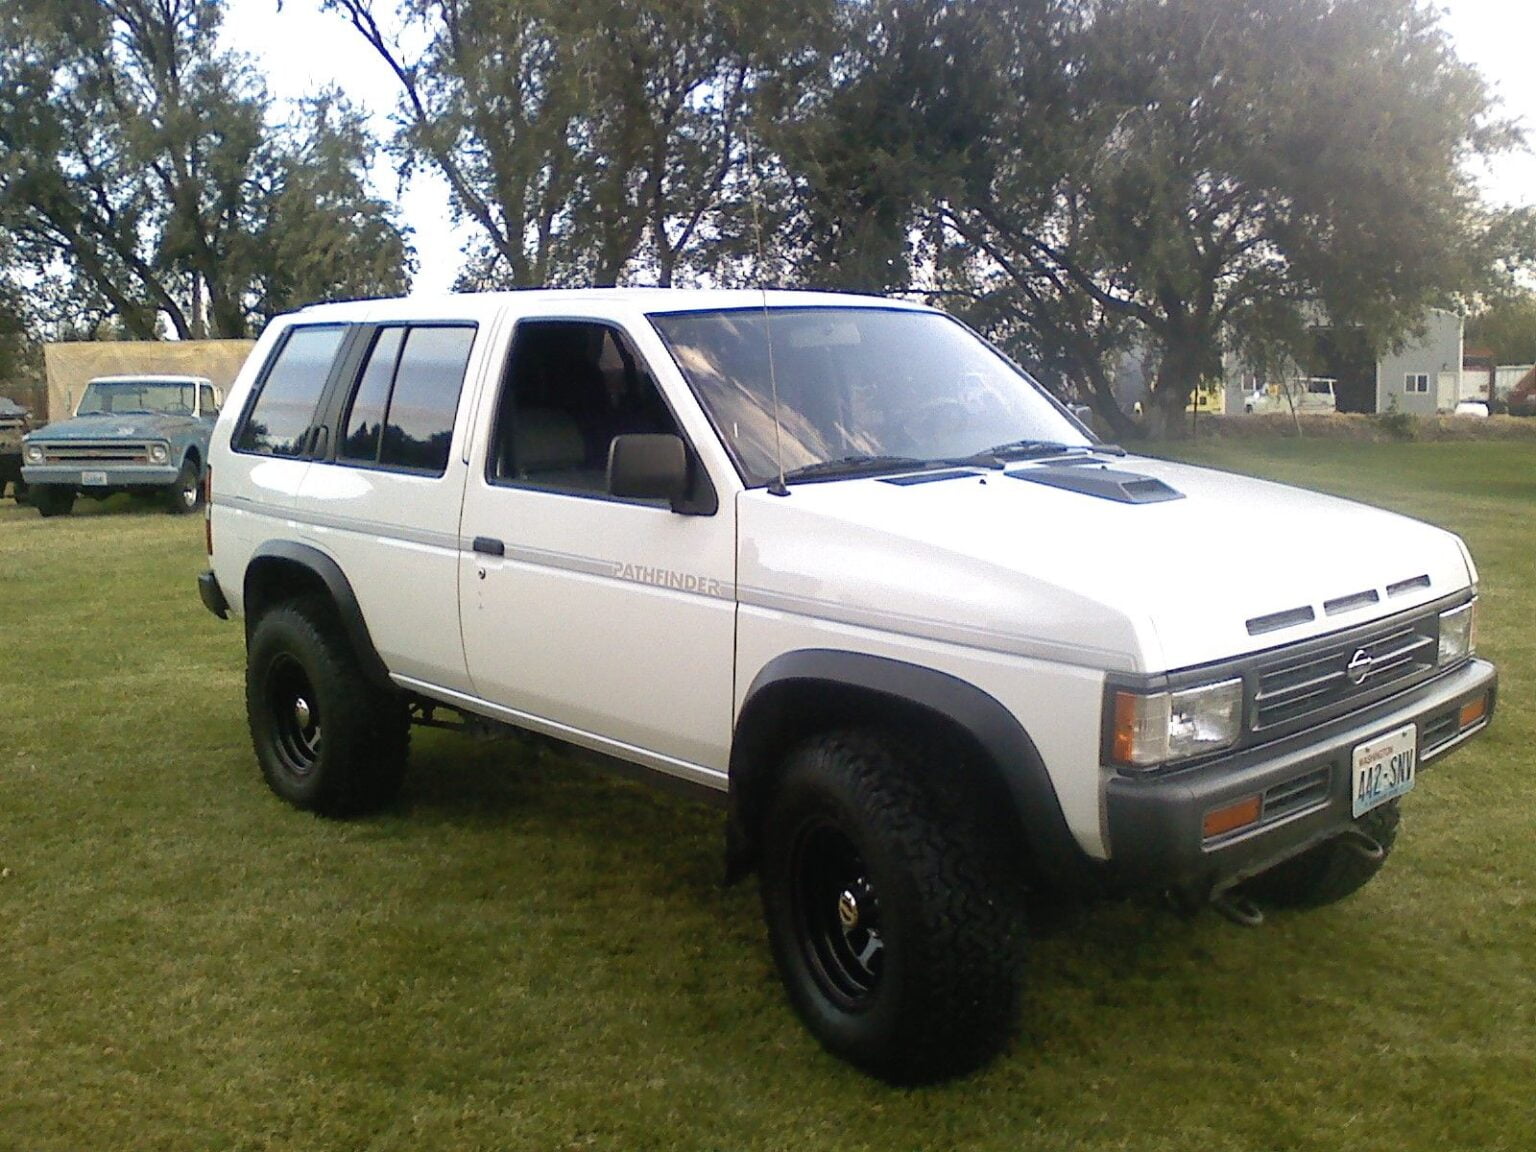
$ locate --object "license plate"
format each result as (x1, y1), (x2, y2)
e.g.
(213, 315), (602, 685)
(81, 470), (108, 486)
(1352, 723), (1417, 817)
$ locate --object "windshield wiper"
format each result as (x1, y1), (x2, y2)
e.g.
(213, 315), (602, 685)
(978, 438), (1124, 461)
(780, 454), (931, 482)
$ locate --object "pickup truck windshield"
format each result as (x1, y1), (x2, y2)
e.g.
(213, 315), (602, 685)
(78, 380), (196, 417)
(650, 307), (1089, 486)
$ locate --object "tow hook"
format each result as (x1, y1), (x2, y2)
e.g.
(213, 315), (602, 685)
(1210, 891), (1265, 928)
(1337, 828), (1386, 863)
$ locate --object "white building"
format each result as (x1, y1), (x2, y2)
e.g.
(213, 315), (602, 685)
(1375, 310), (1464, 415)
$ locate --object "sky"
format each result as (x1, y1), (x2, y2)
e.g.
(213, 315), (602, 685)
(220, 0), (1536, 296)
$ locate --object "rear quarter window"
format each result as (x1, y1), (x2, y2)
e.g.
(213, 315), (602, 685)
(235, 325), (347, 457)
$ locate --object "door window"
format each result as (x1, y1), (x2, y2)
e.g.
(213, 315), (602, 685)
(489, 321), (686, 500)
(339, 324), (475, 476)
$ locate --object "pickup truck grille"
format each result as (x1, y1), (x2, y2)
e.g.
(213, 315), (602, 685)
(1252, 610), (1439, 731)
(35, 441), (154, 465)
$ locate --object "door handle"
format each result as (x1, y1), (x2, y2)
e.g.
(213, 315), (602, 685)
(472, 536), (505, 557)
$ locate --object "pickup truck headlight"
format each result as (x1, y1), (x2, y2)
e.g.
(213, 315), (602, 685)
(1438, 601), (1476, 665)
(24, 443), (43, 464)
(1111, 678), (1244, 769)
(149, 442), (169, 464)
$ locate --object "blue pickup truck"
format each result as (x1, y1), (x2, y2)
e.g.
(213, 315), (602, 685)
(20, 374), (221, 517)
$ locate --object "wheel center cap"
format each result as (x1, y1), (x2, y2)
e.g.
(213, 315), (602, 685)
(294, 697), (313, 729)
(837, 888), (860, 930)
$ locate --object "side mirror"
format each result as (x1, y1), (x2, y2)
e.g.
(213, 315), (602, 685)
(608, 433), (689, 508)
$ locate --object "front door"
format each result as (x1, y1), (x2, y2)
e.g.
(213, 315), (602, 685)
(458, 318), (735, 785)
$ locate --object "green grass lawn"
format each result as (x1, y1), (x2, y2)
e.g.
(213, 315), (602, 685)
(1, 444), (1531, 1151)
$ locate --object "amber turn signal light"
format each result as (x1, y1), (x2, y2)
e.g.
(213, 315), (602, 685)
(1459, 695), (1488, 730)
(1202, 795), (1262, 841)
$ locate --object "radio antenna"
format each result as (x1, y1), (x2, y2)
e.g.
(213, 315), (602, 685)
(744, 125), (789, 496)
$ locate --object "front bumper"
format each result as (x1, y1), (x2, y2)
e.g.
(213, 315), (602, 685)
(21, 464), (179, 489)
(1104, 657), (1497, 898)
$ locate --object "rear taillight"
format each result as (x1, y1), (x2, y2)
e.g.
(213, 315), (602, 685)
(203, 465), (213, 556)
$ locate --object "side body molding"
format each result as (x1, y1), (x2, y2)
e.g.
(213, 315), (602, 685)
(730, 649), (1093, 889)
(244, 540), (393, 690)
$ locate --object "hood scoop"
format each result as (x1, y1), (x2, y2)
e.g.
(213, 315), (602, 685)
(1008, 462), (1184, 504)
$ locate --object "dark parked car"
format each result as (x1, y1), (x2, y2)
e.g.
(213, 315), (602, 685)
(0, 395), (31, 500)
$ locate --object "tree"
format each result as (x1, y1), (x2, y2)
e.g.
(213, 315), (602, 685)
(327, 0), (827, 289)
(938, 0), (1525, 436)
(0, 0), (410, 340)
(1467, 290), (1536, 366)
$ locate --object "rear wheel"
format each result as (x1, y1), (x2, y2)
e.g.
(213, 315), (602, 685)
(759, 730), (1022, 1082)
(33, 485), (75, 517)
(1242, 801), (1400, 908)
(246, 597), (409, 815)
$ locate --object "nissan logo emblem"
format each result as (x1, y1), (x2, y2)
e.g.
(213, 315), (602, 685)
(1346, 648), (1374, 686)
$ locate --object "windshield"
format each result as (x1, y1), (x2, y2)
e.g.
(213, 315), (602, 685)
(78, 380), (197, 417)
(649, 307), (1090, 486)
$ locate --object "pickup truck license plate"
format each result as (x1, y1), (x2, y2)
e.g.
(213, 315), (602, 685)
(81, 470), (108, 486)
(1352, 724), (1417, 817)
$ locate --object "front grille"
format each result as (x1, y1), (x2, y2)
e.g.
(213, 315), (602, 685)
(1253, 610), (1439, 731)
(39, 441), (153, 465)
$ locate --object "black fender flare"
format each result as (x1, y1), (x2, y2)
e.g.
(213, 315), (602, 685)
(730, 649), (1093, 890)
(244, 540), (393, 690)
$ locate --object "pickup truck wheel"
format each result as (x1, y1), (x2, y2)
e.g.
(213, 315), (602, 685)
(1242, 801), (1400, 908)
(167, 459), (202, 514)
(33, 485), (75, 517)
(759, 730), (1022, 1082)
(246, 598), (409, 816)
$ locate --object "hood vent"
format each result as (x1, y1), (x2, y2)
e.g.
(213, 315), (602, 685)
(880, 469), (978, 487)
(1007, 464), (1184, 504)
(1247, 605), (1316, 636)
(1387, 574), (1431, 597)
(1324, 589), (1380, 616)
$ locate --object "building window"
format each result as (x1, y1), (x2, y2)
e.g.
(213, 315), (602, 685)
(1405, 373), (1429, 394)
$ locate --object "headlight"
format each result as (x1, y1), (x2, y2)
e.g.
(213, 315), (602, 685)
(1110, 678), (1244, 769)
(1438, 600), (1476, 665)
(24, 443), (43, 463)
(149, 443), (169, 463)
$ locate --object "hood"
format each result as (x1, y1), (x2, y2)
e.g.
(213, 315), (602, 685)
(737, 454), (1472, 673)
(24, 412), (196, 441)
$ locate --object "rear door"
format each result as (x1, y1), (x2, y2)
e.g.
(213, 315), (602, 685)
(290, 305), (501, 695)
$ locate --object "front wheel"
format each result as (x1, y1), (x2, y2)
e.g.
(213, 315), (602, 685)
(1242, 801), (1400, 908)
(759, 730), (1022, 1082)
(166, 458), (202, 514)
(246, 597), (409, 816)
(33, 485), (75, 517)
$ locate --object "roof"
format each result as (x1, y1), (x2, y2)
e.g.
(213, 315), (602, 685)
(294, 287), (932, 323)
(87, 374), (214, 386)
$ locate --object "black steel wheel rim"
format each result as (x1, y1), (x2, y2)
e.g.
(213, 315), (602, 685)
(265, 653), (322, 776)
(789, 817), (885, 1009)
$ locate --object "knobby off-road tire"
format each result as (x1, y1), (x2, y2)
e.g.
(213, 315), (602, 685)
(246, 597), (409, 816)
(759, 729), (1024, 1083)
(1242, 800), (1401, 908)
(166, 458), (202, 515)
(33, 485), (75, 517)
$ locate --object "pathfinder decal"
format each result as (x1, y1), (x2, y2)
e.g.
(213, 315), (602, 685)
(614, 561), (723, 597)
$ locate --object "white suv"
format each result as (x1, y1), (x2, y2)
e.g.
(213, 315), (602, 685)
(198, 290), (1496, 1081)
